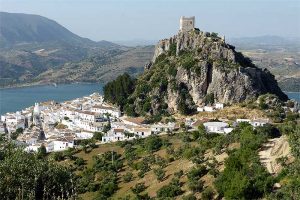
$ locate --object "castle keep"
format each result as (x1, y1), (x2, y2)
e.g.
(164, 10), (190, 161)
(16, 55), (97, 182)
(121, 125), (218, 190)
(179, 16), (195, 32)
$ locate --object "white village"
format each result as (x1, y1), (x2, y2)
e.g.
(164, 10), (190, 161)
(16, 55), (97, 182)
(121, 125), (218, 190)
(0, 91), (276, 153)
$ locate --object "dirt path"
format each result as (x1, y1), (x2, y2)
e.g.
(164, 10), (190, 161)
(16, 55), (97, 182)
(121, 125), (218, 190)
(259, 135), (291, 174)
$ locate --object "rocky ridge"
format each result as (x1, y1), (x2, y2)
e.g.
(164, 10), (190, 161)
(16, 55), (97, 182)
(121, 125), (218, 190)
(130, 29), (288, 115)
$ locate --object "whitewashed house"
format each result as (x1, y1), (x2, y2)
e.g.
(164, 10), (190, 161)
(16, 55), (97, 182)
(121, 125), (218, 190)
(102, 128), (128, 143)
(0, 122), (5, 133)
(250, 119), (269, 127)
(133, 127), (152, 138)
(75, 110), (102, 122)
(75, 131), (94, 139)
(203, 122), (231, 134)
(197, 107), (204, 112)
(25, 143), (41, 152)
(215, 103), (224, 109)
(151, 122), (176, 133)
(204, 106), (214, 112)
(47, 138), (74, 152)
(91, 105), (121, 118)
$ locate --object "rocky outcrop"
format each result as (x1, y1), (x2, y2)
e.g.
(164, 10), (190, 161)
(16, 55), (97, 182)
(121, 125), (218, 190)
(131, 29), (288, 115)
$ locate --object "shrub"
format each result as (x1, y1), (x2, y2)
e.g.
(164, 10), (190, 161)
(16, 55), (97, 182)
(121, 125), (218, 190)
(74, 157), (85, 166)
(144, 136), (163, 152)
(156, 183), (182, 198)
(123, 172), (133, 183)
(131, 182), (146, 194)
(182, 194), (196, 200)
(154, 167), (166, 182)
(188, 179), (204, 192)
(93, 132), (103, 140)
(201, 187), (215, 200)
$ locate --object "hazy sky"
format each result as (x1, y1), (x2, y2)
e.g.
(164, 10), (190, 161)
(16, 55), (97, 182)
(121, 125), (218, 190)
(1, 0), (299, 42)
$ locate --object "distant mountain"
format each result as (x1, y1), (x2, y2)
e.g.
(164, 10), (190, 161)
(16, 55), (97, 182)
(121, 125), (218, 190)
(228, 36), (300, 92)
(0, 12), (94, 47)
(229, 35), (300, 51)
(0, 12), (155, 88)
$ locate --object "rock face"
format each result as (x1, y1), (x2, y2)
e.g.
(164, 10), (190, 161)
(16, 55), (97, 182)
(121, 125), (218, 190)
(130, 30), (288, 115)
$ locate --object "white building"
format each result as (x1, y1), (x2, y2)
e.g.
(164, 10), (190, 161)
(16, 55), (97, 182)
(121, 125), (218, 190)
(197, 107), (204, 112)
(251, 119), (269, 127)
(203, 122), (231, 134)
(102, 128), (131, 143)
(151, 122), (176, 133)
(47, 138), (74, 152)
(204, 106), (214, 112)
(91, 105), (121, 118)
(236, 119), (251, 123)
(215, 103), (224, 110)
(180, 16), (195, 32)
(75, 131), (94, 139)
(75, 110), (103, 122)
(0, 122), (5, 133)
(133, 127), (152, 138)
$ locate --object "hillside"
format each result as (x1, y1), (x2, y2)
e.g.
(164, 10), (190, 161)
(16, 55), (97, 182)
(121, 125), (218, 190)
(33, 46), (155, 84)
(0, 12), (154, 88)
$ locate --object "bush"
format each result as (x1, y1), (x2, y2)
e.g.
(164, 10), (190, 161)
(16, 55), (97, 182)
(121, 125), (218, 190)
(156, 183), (182, 198)
(52, 151), (64, 161)
(123, 172), (133, 183)
(188, 179), (204, 192)
(132, 182), (146, 194)
(201, 187), (215, 200)
(93, 132), (103, 140)
(154, 167), (166, 182)
(187, 165), (208, 180)
(182, 194), (196, 200)
(74, 157), (85, 166)
(144, 136), (163, 152)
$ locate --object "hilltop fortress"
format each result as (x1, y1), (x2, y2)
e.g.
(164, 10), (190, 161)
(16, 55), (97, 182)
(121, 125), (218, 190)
(180, 16), (195, 32)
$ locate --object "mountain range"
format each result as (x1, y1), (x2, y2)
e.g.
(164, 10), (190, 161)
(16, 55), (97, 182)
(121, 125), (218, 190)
(0, 12), (299, 92)
(0, 12), (153, 87)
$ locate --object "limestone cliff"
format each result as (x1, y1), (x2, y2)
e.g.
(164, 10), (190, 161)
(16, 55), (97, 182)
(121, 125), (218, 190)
(130, 30), (288, 115)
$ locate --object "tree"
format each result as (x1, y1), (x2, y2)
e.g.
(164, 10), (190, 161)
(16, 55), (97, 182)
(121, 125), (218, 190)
(131, 182), (146, 194)
(0, 146), (76, 199)
(154, 167), (166, 182)
(103, 73), (136, 110)
(52, 151), (64, 161)
(37, 144), (47, 159)
(10, 127), (23, 140)
(211, 32), (218, 38)
(156, 178), (182, 198)
(123, 172), (133, 183)
(75, 157), (85, 167)
(201, 187), (215, 200)
(103, 121), (111, 133)
(144, 135), (163, 152)
(93, 132), (103, 140)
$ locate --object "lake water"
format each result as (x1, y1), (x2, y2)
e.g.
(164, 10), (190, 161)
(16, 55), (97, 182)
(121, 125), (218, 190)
(285, 92), (300, 103)
(0, 84), (299, 115)
(0, 83), (103, 115)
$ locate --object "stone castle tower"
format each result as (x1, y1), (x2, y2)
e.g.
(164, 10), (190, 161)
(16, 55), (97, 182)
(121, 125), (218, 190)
(179, 16), (195, 32)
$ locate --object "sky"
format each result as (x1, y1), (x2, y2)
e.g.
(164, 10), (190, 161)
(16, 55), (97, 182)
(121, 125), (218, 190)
(0, 0), (299, 42)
